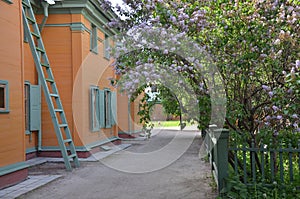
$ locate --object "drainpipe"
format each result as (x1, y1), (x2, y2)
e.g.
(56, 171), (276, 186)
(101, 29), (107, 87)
(40, 2), (50, 32)
(36, 2), (50, 151)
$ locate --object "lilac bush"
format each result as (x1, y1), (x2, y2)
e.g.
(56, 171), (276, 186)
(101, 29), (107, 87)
(104, 0), (300, 139)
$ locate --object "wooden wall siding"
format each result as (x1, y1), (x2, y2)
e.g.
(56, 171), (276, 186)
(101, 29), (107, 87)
(0, 0), (25, 167)
(132, 98), (143, 133)
(24, 32), (39, 152)
(42, 25), (73, 147)
(22, 10), (122, 151)
(72, 15), (118, 145)
(117, 93), (130, 133)
(25, 133), (38, 150)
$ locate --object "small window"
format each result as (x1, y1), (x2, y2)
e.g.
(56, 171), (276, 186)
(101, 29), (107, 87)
(90, 24), (98, 54)
(0, 80), (9, 113)
(90, 86), (100, 131)
(104, 34), (110, 59)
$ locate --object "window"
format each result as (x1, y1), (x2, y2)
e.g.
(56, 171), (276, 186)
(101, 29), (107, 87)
(0, 80), (9, 113)
(90, 24), (98, 54)
(90, 87), (116, 131)
(24, 82), (41, 134)
(104, 34), (110, 59)
(104, 89), (117, 128)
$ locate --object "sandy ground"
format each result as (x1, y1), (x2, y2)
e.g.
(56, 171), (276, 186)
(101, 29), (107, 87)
(19, 130), (217, 199)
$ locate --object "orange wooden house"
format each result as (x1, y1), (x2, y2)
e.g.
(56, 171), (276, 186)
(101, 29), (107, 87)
(0, 0), (141, 189)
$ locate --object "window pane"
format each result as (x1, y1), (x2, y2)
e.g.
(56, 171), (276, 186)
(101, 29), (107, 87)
(0, 86), (5, 108)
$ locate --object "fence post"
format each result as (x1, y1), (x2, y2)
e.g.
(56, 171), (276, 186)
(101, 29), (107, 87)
(208, 125), (218, 166)
(214, 128), (229, 193)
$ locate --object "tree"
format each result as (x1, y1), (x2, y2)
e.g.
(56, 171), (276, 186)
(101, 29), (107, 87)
(106, 0), (300, 140)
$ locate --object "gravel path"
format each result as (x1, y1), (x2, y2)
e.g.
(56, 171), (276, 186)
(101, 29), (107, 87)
(20, 130), (217, 199)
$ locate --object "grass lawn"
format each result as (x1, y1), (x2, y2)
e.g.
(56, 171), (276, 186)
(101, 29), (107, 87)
(151, 121), (194, 127)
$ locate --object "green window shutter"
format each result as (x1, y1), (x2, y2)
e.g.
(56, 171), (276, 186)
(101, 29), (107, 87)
(111, 92), (117, 125)
(106, 91), (112, 128)
(99, 90), (105, 128)
(29, 85), (41, 131)
(90, 87), (100, 131)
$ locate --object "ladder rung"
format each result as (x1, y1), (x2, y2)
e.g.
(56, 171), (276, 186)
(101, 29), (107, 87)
(36, 47), (45, 53)
(45, 78), (54, 83)
(63, 139), (72, 143)
(60, 124), (68, 128)
(41, 63), (49, 68)
(54, 109), (63, 112)
(50, 93), (59, 98)
(31, 31), (40, 38)
(26, 16), (35, 24)
(22, 1), (30, 7)
(68, 154), (77, 159)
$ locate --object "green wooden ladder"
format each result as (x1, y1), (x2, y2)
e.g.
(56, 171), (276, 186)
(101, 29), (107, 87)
(22, 0), (80, 171)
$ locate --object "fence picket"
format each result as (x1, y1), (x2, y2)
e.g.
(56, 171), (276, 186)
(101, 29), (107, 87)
(243, 143), (247, 184)
(288, 142), (294, 182)
(279, 142), (284, 183)
(270, 139), (275, 182)
(260, 141), (265, 182)
(251, 139), (256, 183)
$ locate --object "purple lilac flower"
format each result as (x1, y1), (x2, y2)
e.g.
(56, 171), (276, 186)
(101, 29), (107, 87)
(265, 115), (271, 121)
(296, 60), (300, 69)
(291, 114), (298, 119)
(282, 70), (287, 75)
(277, 115), (282, 120)
(262, 85), (271, 91)
(272, 105), (279, 112)
(268, 91), (274, 97)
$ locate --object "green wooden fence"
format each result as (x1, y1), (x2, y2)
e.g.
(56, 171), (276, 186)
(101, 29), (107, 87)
(204, 125), (229, 193)
(204, 126), (300, 194)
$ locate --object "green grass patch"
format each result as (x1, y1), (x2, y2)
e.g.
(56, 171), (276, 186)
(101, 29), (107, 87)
(151, 121), (180, 127)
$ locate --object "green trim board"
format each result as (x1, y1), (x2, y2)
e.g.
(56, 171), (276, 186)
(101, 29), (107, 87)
(43, 23), (103, 42)
(33, 0), (118, 36)
(26, 147), (38, 154)
(70, 22), (90, 32)
(0, 80), (9, 113)
(1, 0), (13, 4)
(0, 162), (29, 177)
